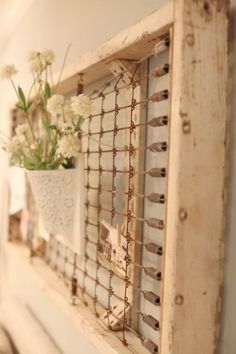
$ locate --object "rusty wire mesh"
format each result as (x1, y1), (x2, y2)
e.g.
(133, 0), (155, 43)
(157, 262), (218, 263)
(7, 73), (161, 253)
(22, 35), (171, 354)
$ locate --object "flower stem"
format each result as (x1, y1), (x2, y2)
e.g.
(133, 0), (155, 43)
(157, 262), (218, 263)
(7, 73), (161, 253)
(27, 67), (45, 101)
(24, 110), (36, 142)
(10, 78), (20, 101)
(50, 65), (54, 92)
(54, 43), (71, 93)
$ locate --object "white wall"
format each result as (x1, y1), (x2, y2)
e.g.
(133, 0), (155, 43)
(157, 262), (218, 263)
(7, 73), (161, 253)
(1, 1), (236, 353)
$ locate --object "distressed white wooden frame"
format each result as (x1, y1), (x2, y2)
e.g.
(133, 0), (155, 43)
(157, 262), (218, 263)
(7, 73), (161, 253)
(55, 2), (173, 93)
(56, 2), (229, 352)
(3, 1), (229, 353)
(161, 1), (229, 354)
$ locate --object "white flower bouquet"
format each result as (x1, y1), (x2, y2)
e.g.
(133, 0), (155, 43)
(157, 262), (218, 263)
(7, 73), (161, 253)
(1, 49), (91, 238)
(1, 49), (91, 170)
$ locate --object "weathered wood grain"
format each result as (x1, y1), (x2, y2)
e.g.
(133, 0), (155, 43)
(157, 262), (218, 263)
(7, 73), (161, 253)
(160, 1), (229, 353)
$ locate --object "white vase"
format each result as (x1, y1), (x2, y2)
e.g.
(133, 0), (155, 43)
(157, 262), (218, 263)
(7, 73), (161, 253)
(27, 168), (79, 238)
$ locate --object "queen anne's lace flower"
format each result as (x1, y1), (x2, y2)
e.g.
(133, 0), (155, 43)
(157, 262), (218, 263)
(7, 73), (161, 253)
(47, 94), (65, 115)
(63, 104), (74, 121)
(15, 123), (28, 136)
(57, 134), (81, 158)
(58, 121), (75, 134)
(0, 65), (17, 80)
(70, 94), (91, 118)
(6, 136), (21, 153)
(30, 60), (42, 73)
(1, 48), (85, 170)
(27, 49), (55, 73)
(27, 51), (42, 73)
(41, 49), (55, 65)
(27, 51), (39, 62)
(15, 124), (28, 143)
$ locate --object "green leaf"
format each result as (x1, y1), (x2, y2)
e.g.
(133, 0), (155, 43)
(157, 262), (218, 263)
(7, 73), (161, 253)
(47, 158), (62, 170)
(23, 160), (36, 170)
(48, 145), (56, 158)
(44, 82), (52, 99)
(62, 157), (75, 169)
(74, 116), (85, 131)
(15, 102), (24, 110)
(78, 116), (85, 126)
(27, 101), (33, 109)
(48, 124), (57, 130)
(42, 121), (51, 133)
(18, 86), (26, 108)
(42, 121), (56, 144)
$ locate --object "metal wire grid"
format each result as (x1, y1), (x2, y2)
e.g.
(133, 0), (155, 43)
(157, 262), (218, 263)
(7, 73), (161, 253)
(29, 36), (171, 354)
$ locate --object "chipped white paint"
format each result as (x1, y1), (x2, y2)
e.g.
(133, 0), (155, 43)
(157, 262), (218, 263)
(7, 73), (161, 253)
(107, 59), (139, 86)
(160, 1), (229, 354)
(55, 2), (173, 93)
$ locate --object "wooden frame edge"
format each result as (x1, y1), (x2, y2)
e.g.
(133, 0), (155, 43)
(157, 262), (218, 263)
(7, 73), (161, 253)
(161, 1), (229, 354)
(56, 2), (174, 93)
